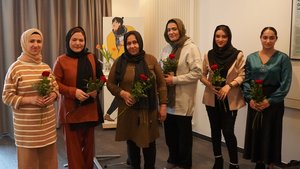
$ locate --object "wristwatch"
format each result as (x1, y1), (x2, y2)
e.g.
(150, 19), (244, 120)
(228, 83), (234, 88)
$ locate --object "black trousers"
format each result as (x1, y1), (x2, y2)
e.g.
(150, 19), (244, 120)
(127, 140), (156, 169)
(206, 97), (238, 164)
(164, 114), (193, 169)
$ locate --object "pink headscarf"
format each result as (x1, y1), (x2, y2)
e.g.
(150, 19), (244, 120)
(18, 28), (43, 64)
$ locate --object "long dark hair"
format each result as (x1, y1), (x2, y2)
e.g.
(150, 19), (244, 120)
(112, 17), (124, 25)
(112, 17), (126, 35)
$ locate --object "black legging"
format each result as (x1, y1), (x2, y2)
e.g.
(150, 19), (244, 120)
(206, 97), (238, 164)
(127, 140), (156, 169)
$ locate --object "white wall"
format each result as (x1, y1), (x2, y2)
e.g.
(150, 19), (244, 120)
(111, 0), (140, 17)
(112, 0), (300, 163)
(112, 0), (196, 58)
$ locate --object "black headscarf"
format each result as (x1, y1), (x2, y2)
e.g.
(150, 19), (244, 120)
(66, 26), (93, 105)
(163, 18), (189, 107)
(115, 30), (157, 111)
(208, 25), (240, 77)
(66, 27), (89, 58)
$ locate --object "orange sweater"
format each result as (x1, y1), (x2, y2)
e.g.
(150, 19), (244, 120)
(53, 54), (99, 124)
(2, 60), (58, 148)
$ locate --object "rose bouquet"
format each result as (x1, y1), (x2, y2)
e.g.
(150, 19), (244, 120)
(32, 71), (54, 119)
(210, 64), (226, 87)
(86, 75), (107, 93)
(250, 79), (266, 129)
(131, 74), (153, 101)
(33, 71), (53, 96)
(161, 53), (178, 75)
(210, 64), (227, 112)
(115, 73), (153, 120)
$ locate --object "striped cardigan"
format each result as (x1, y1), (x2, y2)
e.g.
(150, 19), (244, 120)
(2, 60), (59, 148)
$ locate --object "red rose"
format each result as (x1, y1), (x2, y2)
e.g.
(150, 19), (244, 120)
(255, 80), (263, 84)
(169, 53), (176, 59)
(211, 64), (218, 71)
(139, 74), (148, 81)
(42, 71), (50, 77)
(100, 75), (107, 82)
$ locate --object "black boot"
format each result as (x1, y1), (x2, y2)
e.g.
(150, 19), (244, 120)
(255, 162), (266, 169)
(126, 158), (131, 165)
(213, 157), (223, 169)
(229, 164), (239, 169)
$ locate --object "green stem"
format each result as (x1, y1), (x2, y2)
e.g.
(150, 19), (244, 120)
(222, 100), (227, 112)
(114, 105), (130, 120)
(252, 111), (263, 129)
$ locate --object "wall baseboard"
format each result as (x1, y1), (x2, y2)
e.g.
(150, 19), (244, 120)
(192, 131), (245, 153)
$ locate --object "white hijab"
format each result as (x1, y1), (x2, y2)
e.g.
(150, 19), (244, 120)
(18, 28), (43, 64)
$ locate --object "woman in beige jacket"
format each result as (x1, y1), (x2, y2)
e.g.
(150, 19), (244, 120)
(200, 25), (245, 169)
